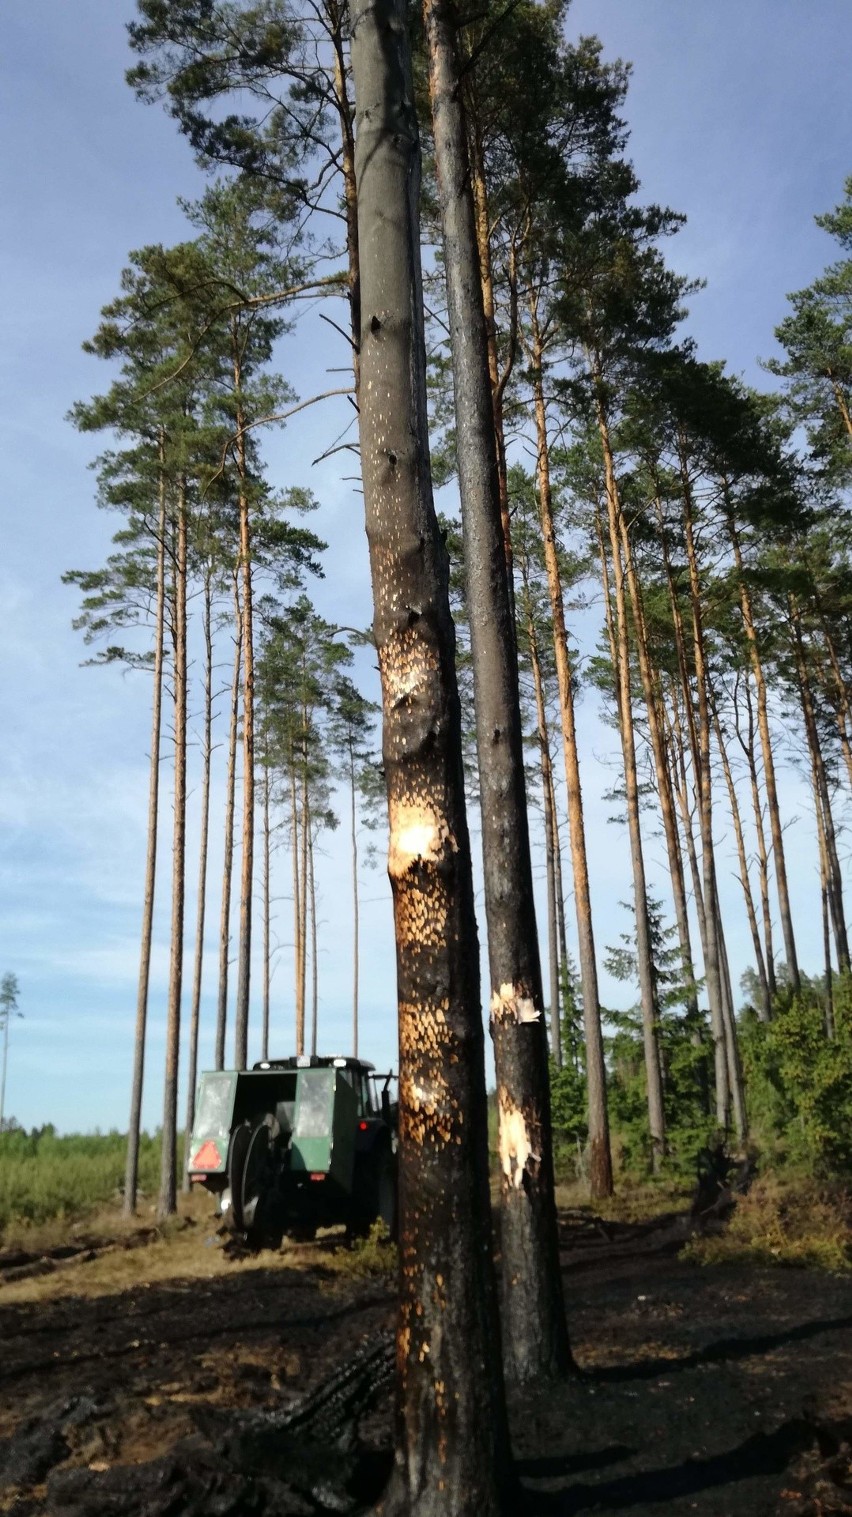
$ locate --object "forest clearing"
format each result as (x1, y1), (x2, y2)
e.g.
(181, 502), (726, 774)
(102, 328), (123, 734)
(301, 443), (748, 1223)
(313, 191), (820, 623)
(3, 0), (852, 1513)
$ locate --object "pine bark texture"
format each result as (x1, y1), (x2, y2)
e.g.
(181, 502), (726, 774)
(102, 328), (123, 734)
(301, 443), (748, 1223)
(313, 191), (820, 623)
(124, 465), (167, 1215)
(350, 0), (513, 1506)
(215, 601), (241, 1071)
(729, 522), (800, 991)
(424, 0), (569, 1379)
(598, 411), (665, 1165)
(183, 574), (213, 1188)
(529, 315), (612, 1199)
(234, 390), (254, 1067)
(159, 482), (188, 1219)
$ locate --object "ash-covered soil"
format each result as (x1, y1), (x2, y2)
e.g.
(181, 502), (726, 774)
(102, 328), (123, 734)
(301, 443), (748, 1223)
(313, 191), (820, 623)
(1, 1208), (850, 1516)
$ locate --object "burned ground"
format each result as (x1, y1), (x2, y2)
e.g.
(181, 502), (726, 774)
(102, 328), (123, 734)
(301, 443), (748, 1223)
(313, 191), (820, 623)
(1, 1204), (850, 1515)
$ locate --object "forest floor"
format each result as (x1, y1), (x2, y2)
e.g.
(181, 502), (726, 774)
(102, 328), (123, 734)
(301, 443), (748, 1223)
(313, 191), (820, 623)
(1, 1188), (851, 1516)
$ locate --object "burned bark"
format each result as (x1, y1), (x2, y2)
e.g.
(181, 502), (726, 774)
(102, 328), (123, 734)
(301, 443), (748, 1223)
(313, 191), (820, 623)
(350, 0), (513, 1505)
(423, 0), (570, 1380)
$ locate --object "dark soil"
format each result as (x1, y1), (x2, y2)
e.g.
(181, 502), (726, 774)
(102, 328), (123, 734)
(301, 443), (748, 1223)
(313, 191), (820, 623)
(1, 1208), (850, 1516)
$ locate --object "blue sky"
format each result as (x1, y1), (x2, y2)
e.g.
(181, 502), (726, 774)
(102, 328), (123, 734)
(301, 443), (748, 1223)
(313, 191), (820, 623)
(1, 1), (850, 1134)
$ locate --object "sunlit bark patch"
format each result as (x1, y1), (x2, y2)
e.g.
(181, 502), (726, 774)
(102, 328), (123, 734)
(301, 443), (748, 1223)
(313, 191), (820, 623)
(497, 1087), (540, 1189)
(489, 980), (540, 1025)
(388, 797), (457, 878)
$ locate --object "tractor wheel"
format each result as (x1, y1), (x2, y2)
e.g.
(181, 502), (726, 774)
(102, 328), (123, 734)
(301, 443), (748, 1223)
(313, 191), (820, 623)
(348, 1145), (397, 1242)
(228, 1114), (279, 1240)
(376, 1149), (398, 1241)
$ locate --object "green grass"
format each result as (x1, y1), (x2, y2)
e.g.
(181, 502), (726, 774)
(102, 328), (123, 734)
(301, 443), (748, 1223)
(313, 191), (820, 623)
(0, 1127), (162, 1235)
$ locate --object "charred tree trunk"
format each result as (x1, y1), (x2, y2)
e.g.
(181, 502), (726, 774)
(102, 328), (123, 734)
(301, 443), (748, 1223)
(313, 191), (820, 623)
(124, 455), (167, 1215)
(159, 478), (188, 1219)
(350, 0), (514, 1504)
(424, 0), (569, 1378)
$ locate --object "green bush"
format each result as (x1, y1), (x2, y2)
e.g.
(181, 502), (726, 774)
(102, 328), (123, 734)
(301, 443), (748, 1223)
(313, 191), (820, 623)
(0, 1127), (162, 1232)
(741, 975), (852, 1173)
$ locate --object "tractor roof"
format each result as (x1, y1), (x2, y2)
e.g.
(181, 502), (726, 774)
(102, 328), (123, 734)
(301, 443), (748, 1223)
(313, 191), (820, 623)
(252, 1055), (376, 1073)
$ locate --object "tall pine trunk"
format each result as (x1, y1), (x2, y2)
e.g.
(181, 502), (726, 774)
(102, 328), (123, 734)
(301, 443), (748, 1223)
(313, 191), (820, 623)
(215, 585), (241, 1070)
(262, 753), (271, 1061)
(349, 738), (360, 1058)
(656, 500), (728, 1123)
(711, 697), (771, 1019)
(523, 576), (562, 1067)
(290, 754), (304, 1056)
(182, 572), (213, 1188)
(616, 503), (699, 1022)
(159, 477), (188, 1219)
(596, 402), (665, 1167)
(234, 378), (254, 1067)
(791, 603), (850, 971)
(424, 0), (569, 1379)
(350, 0), (513, 1502)
(528, 308), (612, 1198)
(124, 455), (167, 1215)
(727, 516), (800, 990)
(734, 673), (777, 1002)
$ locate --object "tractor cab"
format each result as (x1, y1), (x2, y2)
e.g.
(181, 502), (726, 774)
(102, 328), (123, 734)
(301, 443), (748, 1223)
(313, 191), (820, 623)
(188, 1055), (398, 1244)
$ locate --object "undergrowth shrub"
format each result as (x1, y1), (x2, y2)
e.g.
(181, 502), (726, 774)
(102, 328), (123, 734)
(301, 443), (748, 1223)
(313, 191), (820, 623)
(741, 977), (852, 1173)
(684, 1175), (851, 1272)
(0, 1127), (161, 1233)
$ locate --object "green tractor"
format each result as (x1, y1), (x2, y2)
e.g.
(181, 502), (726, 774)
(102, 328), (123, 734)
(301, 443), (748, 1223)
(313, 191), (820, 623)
(187, 1056), (398, 1245)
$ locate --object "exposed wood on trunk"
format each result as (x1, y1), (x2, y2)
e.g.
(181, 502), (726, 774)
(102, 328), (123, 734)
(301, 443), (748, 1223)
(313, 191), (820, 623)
(350, 0), (513, 1501)
(425, 0), (570, 1377)
(159, 478), (188, 1219)
(124, 454), (167, 1216)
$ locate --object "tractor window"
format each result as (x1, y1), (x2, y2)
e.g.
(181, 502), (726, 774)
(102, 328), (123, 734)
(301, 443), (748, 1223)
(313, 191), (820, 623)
(195, 1073), (234, 1138)
(295, 1069), (333, 1137)
(360, 1074), (373, 1115)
